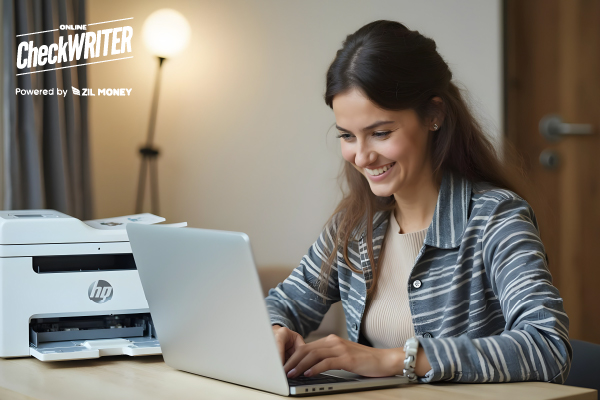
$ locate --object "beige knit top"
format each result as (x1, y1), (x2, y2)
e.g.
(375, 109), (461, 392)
(361, 211), (427, 349)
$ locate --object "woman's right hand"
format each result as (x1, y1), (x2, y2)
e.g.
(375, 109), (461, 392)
(272, 324), (306, 364)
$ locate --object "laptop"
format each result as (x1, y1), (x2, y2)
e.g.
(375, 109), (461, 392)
(126, 224), (408, 396)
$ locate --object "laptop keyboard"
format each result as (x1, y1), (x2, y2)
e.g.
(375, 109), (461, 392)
(288, 373), (355, 387)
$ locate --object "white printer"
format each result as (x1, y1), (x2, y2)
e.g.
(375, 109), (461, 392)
(0, 209), (172, 361)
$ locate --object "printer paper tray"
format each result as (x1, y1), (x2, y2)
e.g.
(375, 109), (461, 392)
(30, 337), (161, 361)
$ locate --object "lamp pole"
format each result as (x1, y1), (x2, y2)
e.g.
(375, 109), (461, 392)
(135, 56), (165, 214)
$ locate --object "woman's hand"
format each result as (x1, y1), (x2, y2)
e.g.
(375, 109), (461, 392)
(272, 324), (306, 364)
(284, 334), (404, 378)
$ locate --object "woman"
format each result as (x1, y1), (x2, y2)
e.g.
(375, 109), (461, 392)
(265, 20), (571, 383)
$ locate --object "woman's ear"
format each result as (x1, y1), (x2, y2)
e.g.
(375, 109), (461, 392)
(430, 96), (445, 130)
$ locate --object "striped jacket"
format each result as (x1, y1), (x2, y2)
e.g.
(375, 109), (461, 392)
(265, 171), (571, 383)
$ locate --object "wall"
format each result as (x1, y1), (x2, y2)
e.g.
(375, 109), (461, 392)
(87, 0), (502, 267)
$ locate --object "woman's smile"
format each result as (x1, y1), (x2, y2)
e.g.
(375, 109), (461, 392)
(365, 162), (396, 181)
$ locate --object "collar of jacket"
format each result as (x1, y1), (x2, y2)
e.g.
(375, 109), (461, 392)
(360, 170), (473, 251)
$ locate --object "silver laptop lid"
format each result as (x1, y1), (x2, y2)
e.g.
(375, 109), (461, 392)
(127, 224), (289, 396)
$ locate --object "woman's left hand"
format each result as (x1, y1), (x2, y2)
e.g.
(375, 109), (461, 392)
(284, 334), (404, 378)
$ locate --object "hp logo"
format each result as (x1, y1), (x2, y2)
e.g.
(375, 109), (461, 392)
(88, 280), (113, 303)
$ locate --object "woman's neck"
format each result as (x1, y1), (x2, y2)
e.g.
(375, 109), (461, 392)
(393, 169), (441, 234)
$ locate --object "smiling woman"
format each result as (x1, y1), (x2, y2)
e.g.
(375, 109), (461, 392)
(265, 20), (571, 385)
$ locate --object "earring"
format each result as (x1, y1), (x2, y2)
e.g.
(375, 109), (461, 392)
(432, 123), (439, 131)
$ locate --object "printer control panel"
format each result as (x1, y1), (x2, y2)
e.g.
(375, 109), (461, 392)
(0, 211), (67, 220)
(0, 209), (130, 245)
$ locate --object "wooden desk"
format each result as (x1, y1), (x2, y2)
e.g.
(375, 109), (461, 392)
(0, 356), (595, 400)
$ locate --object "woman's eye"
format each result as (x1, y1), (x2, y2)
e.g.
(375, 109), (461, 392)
(373, 131), (391, 137)
(336, 132), (354, 140)
(335, 130), (392, 140)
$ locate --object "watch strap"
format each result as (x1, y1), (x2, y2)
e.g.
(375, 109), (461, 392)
(403, 336), (419, 382)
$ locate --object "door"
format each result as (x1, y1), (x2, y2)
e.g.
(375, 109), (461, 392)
(505, 0), (600, 342)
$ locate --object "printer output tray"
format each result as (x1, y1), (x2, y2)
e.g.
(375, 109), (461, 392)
(30, 336), (161, 361)
(29, 313), (161, 361)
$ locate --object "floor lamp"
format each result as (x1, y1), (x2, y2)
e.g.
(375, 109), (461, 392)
(135, 9), (191, 214)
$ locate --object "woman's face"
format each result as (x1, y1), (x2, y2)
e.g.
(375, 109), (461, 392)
(332, 88), (436, 198)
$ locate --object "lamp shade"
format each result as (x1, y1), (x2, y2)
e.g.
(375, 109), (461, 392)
(142, 9), (191, 58)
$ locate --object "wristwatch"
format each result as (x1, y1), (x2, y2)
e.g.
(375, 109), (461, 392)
(403, 336), (419, 382)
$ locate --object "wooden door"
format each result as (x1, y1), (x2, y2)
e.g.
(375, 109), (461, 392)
(505, 0), (600, 343)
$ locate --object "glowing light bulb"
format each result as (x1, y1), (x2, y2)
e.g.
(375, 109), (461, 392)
(142, 9), (191, 58)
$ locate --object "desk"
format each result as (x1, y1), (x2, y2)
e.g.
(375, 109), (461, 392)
(0, 356), (595, 400)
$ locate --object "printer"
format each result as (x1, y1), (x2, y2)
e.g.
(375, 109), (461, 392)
(0, 210), (171, 361)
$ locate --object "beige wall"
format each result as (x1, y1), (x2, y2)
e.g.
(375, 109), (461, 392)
(87, 0), (502, 267)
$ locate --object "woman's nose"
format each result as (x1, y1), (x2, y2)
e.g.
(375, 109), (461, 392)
(354, 143), (376, 168)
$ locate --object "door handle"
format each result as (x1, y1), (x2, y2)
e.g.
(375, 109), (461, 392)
(539, 114), (594, 142)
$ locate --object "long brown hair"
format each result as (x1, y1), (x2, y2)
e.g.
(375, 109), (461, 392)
(318, 20), (524, 297)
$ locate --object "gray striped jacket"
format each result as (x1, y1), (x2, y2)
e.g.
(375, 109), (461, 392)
(265, 171), (571, 383)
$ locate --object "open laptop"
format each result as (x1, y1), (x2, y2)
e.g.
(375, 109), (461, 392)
(126, 224), (408, 396)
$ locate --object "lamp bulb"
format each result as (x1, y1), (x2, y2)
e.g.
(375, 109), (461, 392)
(142, 9), (191, 58)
